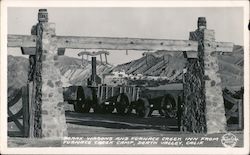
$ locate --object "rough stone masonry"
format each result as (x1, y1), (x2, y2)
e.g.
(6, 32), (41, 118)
(32, 9), (68, 138)
(182, 17), (227, 133)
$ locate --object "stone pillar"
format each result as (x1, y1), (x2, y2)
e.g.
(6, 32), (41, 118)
(33, 9), (68, 138)
(203, 29), (226, 133)
(182, 17), (226, 133)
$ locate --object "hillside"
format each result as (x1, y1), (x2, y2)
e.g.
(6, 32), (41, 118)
(7, 55), (113, 97)
(113, 45), (244, 90)
(55, 56), (113, 86)
(8, 56), (29, 97)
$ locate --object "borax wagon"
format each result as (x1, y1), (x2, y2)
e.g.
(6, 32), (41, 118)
(63, 55), (183, 118)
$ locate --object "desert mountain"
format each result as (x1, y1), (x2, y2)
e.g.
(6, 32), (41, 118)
(113, 45), (244, 90)
(7, 55), (113, 97)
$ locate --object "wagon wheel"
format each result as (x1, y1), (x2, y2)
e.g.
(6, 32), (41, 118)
(135, 98), (150, 118)
(115, 94), (130, 115)
(74, 86), (91, 113)
(103, 103), (115, 114)
(160, 94), (177, 118)
(92, 95), (104, 113)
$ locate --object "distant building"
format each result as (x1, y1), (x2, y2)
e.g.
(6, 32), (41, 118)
(103, 70), (128, 86)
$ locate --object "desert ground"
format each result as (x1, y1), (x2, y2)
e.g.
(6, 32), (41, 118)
(8, 111), (243, 147)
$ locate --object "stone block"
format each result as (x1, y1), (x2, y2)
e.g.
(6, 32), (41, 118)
(48, 93), (53, 97)
(203, 29), (215, 42)
(47, 80), (54, 88)
(55, 80), (62, 87)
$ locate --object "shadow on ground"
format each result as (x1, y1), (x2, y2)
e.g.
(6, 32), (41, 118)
(65, 111), (179, 131)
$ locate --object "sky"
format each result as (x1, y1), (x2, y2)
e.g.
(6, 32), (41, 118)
(8, 7), (244, 65)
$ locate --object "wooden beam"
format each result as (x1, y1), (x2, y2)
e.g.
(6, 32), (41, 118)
(22, 85), (29, 137)
(21, 47), (65, 55)
(183, 51), (197, 59)
(21, 47), (36, 55)
(8, 34), (198, 52)
(8, 35), (36, 47)
(56, 36), (199, 51)
(215, 42), (234, 53)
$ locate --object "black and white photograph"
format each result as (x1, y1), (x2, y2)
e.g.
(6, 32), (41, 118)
(0, 0), (249, 154)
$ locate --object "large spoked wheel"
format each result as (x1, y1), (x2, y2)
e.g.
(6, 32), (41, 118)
(115, 94), (130, 115)
(93, 98), (104, 113)
(135, 98), (150, 118)
(73, 86), (91, 113)
(103, 102), (115, 114)
(160, 94), (177, 118)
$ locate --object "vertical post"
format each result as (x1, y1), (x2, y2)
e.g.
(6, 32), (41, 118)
(81, 55), (84, 66)
(111, 87), (114, 97)
(28, 82), (34, 138)
(105, 53), (108, 64)
(100, 86), (103, 100)
(132, 86), (136, 101)
(182, 17), (227, 133)
(177, 95), (182, 132)
(97, 85), (100, 98)
(100, 54), (103, 64)
(22, 86), (29, 137)
(105, 86), (108, 99)
(32, 9), (68, 138)
(91, 57), (97, 85)
(238, 100), (243, 130)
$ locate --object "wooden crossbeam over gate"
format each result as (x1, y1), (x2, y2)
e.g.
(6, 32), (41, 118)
(8, 34), (233, 55)
(8, 34), (199, 54)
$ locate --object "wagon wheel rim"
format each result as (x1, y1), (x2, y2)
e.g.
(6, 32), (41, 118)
(161, 95), (177, 118)
(104, 104), (115, 113)
(136, 98), (150, 117)
(116, 95), (129, 114)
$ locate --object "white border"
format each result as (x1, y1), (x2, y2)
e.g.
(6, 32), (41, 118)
(1, 0), (249, 154)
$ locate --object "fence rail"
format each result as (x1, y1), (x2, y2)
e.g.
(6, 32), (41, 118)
(8, 86), (29, 137)
(224, 93), (243, 131)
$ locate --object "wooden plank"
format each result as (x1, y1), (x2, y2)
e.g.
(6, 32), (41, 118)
(226, 112), (238, 118)
(147, 83), (183, 91)
(111, 87), (114, 97)
(8, 34), (199, 52)
(22, 86), (30, 137)
(21, 47), (36, 55)
(216, 42), (234, 53)
(8, 35), (36, 47)
(7, 109), (24, 133)
(238, 100), (243, 130)
(8, 131), (24, 137)
(97, 85), (100, 98)
(105, 86), (109, 99)
(29, 82), (35, 138)
(8, 109), (23, 122)
(56, 36), (199, 51)
(8, 89), (22, 107)
(100, 86), (104, 100)
(224, 93), (241, 104)
(227, 124), (240, 130)
(21, 47), (65, 55)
